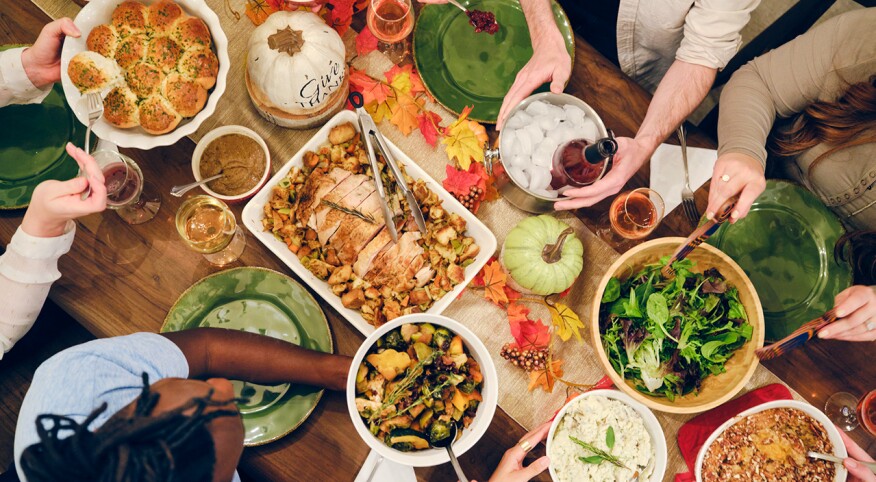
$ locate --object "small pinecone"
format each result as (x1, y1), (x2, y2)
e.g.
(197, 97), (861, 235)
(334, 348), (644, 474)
(500, 343), (548, 372)
(454, 185), (484, 211)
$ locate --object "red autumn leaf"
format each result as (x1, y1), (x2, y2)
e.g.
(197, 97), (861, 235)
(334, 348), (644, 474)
(504, 285), (521, 302)
(482, 260), (508, 306)
(469, 161), (500, 202)
(507, 302), (530, 322)
(418, 111), (442, 147)
(355, 26), (378, 56)
(324, 0), (355, 35)
(529, 359), (563, 393)
(442, 164), (482, 198)
(349, 69), (391, 106)
(510, 318), (551, 350)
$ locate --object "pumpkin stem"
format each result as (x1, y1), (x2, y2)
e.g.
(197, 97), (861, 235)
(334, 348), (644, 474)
(542, 227), (574, 264)
(268, 27), (305, 56)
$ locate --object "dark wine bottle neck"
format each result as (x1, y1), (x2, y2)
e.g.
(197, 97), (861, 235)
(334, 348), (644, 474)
(582, 138), (618, 164)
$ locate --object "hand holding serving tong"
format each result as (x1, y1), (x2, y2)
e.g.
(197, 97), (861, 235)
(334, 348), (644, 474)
(348, 92), (428, 243)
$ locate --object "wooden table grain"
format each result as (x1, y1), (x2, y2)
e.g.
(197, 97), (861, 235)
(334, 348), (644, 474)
(1, 2), (873, 482)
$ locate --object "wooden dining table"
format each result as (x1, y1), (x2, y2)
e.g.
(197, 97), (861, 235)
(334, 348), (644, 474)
(1, 1), (874, 480)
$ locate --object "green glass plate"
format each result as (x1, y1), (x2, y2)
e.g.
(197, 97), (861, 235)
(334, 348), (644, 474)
(708, 180), (853, 342)
(161, 267), (333, 446)
(0, 44), (85, 210)
(413, 0), (575, 123)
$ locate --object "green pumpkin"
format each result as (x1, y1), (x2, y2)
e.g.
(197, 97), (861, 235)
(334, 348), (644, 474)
(500, 215), (584, 295)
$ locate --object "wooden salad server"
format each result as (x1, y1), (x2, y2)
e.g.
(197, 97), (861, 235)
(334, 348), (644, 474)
(756, 309), (839, 360)
(660, 196), (738, 279)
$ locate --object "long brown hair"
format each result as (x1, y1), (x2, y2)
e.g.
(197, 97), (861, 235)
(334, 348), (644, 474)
(770, 76), (876, 174)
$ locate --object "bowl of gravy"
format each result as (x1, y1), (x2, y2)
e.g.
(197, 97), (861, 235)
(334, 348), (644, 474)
(192, 125), (271, 202)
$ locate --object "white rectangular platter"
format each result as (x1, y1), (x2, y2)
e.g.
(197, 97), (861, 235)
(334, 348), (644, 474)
(242, 110), (498, 336)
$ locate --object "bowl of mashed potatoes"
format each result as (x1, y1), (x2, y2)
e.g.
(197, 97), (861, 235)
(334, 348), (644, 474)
(547, 389), (667, 482)
(192, 125), (271, 202)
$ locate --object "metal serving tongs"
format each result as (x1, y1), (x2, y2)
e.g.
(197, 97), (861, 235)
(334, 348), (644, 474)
(349, 92), (428, 242)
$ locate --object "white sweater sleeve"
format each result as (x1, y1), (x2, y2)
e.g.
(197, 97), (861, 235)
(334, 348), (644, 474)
(0, 47), (52, 107)
(0, 221), (75, 358)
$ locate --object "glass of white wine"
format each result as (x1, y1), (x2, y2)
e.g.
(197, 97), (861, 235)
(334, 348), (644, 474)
(175, 195), (246, 266)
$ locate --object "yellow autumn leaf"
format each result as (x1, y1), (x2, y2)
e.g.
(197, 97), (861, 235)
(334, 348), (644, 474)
(389, 71), (412, 96)
(366, 98), (396, 124)
(547, 301), (585, 342)
(442, 116), (488, 170)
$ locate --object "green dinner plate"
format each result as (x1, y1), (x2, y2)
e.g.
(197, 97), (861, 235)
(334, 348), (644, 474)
(708, 180), (853, 342)
(161, 267), (333, 446)
(0, 44), (85, 210)
(413, 0), (575, 123)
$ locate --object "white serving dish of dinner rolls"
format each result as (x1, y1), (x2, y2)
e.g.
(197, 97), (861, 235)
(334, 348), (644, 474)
(61, 0), (229, 150)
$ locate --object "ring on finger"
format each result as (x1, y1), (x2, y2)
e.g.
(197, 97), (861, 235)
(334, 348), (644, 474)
(720, 174), (731, 182)
(866, 321), (876, 331)
(518, 439), (533, 453)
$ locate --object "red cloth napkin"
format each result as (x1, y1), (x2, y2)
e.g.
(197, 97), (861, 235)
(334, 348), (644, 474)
(674, 383), (793, 482)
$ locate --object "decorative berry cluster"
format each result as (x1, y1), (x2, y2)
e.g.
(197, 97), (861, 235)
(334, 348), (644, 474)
(455, 185), (483, 211)
(500, 343), (548, 372)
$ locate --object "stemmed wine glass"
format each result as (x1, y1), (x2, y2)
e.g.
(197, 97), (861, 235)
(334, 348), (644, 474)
(825, 389), (876, 434)
(175, 195), (246, 266)
(366, 0), (414, 63)
(596, 188), (665, 246)
(91, 150), (160, 224)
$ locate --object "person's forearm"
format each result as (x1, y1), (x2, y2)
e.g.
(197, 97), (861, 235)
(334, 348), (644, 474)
(521, 0), (562, 49)
(716, 63), (775, 168)
(163, 328), (353, 391)
(635, 60), (716, 154)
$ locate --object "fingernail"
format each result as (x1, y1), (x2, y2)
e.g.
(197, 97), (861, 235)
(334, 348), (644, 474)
(835, 309), (845, 318)
(846, 459), (858, 469)
(819, 329), (830, 338)
(538, 457), (551, 469)
(730, 210), (739, 219)
(706, 212), (714, 220)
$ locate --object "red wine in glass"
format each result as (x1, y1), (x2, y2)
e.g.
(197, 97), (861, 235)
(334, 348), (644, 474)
(103, 162), (142, 207)
(550, 137), (617, 189)
(857, 389), (876, 436)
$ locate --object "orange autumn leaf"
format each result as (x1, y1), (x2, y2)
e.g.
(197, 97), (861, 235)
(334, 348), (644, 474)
(482, 260), (508, 305)
(390, 94), (420, 135)
(349, 69), (392, 106)
(245, 0), (277, 25)
(507, 302), (530, 322)
(529, 359), (563, 393)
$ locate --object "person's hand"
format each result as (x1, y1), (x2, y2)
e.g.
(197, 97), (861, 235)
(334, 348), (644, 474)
(839, 430), (876, 482)
(553, 136), (652, 210)
(496, 31), (571, 130)
(20, 18), (80, 89)
(468, 421), (551, 482)
(705, 152), (765, 223)
(818, 286), (876, 342)
(20, 143), (107, 238)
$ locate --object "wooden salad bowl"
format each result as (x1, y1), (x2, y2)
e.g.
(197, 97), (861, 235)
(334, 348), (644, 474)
(590, 237), (765, 414)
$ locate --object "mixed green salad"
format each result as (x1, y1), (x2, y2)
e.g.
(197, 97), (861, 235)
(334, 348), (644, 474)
(599, 257), (753, 400)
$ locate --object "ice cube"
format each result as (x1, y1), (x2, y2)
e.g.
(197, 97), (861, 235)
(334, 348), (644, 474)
(525, 101), (549, 116)
(532, 143), (555, 168)
(507, 165), (529, 187)
(505, 111), (532, 130)
(528, 166), (552, 192)
(516, 129), (533, 158)
(525, 124), (545, 145)
(539, 138), (562, 155)
(538, 115), (561, 131)
(579, 118), (599, 143)
(531, 188), (559, 199)
(563, 104), (587, 122)
(503, 134), (519, 156)
(506, 155), (526, 169)
(543, 104), (565, 119)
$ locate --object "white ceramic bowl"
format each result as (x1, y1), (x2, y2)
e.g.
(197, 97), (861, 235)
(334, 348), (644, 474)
(241, 109), (497, 336)
(60, 0), (230, 150)
(345, 314), (498, 467)
(695, 400), (848, 482)
(547, 389), (668, 482)
(191, 125), (271, 202)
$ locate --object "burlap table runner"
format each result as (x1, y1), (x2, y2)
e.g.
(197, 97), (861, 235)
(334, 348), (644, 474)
(31, 1), (806, 478)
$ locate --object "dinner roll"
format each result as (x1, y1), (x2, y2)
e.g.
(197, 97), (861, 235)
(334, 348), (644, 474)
(173, 17), (212, 50)
(86, 24), (119, 58)
(111, 1), (148, 36)
(146, 35), (183, 73)
(147, 0), (185, 34)
(126, 62), (164, 98)
(138, 94), (182, 135)
(114, 33), (147, 70)
(177, 48), (218, 89)
(67, 51), (122, 93)
(163, 73), (207, 118)
(103, 86), (140, 128)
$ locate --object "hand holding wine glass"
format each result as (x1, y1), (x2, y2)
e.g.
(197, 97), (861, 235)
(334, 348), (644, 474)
(21, 143), (107, 238)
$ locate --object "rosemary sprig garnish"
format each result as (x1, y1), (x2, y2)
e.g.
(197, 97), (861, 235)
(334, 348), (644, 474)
(383, 379), (452, 423)
(570, 436), (626, 468)
(369, 351), (441, 424)
(320, 199), (376, 224)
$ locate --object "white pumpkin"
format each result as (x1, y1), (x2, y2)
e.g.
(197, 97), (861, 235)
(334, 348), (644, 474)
(245, 11), (348, 129)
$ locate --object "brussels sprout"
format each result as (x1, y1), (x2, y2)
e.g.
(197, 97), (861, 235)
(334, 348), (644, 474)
(382, 329), (407, 351)
(432, 327), (452, 351)
(458, 380), (477, 394)
(429, 420), (453, 445)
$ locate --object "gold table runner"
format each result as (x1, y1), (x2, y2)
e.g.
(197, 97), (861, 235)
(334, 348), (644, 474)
(31, 1), (806, 479)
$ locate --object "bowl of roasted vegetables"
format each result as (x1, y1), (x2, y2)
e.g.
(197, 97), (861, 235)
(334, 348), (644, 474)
(591, 238), (764, 414)
(346, 314), (498, 466)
